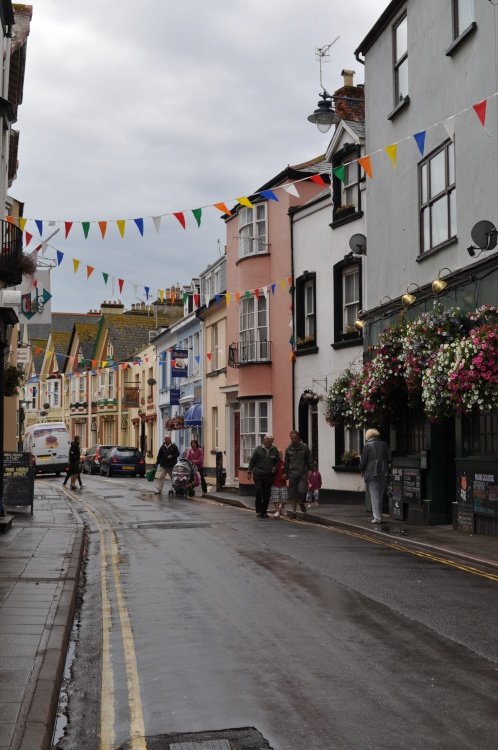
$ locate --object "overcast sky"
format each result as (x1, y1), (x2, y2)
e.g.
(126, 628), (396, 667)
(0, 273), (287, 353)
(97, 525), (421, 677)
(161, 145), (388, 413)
(14, 0), (388, 313)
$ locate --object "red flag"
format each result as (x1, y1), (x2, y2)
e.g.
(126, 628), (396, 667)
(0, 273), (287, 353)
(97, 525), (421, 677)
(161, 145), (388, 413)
(254, 287), (260, 299)
(173, 212), (186, 229)
(473, 99), (487, 126)
(118, 279), (124, 294)
(309, 173), (326, 186)
(65, 221), (73, 238)
(25, 232), (33, 247)
(193, 293), (200, 307)
(206, 352), (212, 360)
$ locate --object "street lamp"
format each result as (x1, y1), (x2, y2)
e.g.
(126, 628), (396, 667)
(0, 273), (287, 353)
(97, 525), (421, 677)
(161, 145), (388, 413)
(307, 91), (340, 133)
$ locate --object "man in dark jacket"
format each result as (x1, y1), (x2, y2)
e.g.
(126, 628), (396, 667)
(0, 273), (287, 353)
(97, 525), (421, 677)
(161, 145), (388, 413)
(154, 435), (179, 494)
(284, 430), (312, 516)
(247, 434), (279, 518)
(360, 428), (391, 523)
(68, 436), (81, 490)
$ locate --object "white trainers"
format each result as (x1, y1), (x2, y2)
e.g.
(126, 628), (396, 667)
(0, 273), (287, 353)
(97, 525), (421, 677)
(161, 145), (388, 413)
(371, 518), (382, 524)
(273, 511), (280, 518)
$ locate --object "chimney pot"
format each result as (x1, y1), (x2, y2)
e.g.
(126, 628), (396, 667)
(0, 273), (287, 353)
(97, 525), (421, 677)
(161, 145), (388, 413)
(341, 69), (355, 87)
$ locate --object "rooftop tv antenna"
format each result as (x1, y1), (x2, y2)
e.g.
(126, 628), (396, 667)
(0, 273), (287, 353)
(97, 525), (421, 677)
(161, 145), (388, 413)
(315, 37), (340, 93)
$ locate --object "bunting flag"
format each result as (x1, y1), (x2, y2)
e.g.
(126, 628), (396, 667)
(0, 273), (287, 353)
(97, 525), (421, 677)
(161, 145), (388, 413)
(192, 208), (202, 227)
(144, 286), (150, 300)
(226, 292), (231, 305)
(206, 353), (212, 361)
(384, 144), (398, 168)
(118, 279), (124, 294)
(73, 259), (80, 273)
(19, 217), (27, 232)
(102, 271), (109, 285)
(443, 116), (456, 141)
(309, 174), (326, 186)
(35, 220), (43, 236)
(82, 222), (90, 238)
(280, 279), (286, 290)
(195, 355), (200, 364)
(235, 292), (241, 303)
(173, 212), (186, 229)
(473, 99), (487, 126)
(332, 164), (345, 181)
(193, 293), (200, 307)
(259, 189), (279, 201)
(64, 221), (73, 238)
(357, 155), (373, 178)
(152, 216), (162, 233)
(237, 197), (253, 208)
(282, 183), (299, 197)
(413, 131), (426, 156)
(214, 202), (231, 215)
(56, 250), (64, 266)
(270, 283), (276, 295)
(134, 218), (144, 236)
(254, 288), (260, 299)
(244, 290), (251, 300)
(98, 221), (107, 239)
(116, 220), (126, 238)
(86, 265), (94, 279)
(25, 232), (32, 247)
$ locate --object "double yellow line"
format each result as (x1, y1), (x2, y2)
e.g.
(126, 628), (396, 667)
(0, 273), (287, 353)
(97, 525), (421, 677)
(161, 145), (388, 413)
(76, 497), (147, 750)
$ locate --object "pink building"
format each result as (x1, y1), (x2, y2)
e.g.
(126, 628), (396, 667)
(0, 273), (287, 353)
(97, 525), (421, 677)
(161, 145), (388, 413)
(222, 157), (329, 492)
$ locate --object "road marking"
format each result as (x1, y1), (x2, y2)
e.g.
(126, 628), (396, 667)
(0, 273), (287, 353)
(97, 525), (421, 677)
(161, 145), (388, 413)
(75, 496), (147, 749)
(201, 496), (498, 584)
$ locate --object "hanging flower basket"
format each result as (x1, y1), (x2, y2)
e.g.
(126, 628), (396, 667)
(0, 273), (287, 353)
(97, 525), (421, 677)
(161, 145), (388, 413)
(301, 389), (322, 405)
(447, 324), (498, 414)
(4, 365), (25, 397)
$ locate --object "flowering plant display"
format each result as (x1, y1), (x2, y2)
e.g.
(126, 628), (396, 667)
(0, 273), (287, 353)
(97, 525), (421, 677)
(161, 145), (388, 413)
(447, 324), (498, 414)
(402, 304), (465, 399)
(301, 389), (322, 404)
(359, 321), (408, 423)
(328, 305), (498, 428)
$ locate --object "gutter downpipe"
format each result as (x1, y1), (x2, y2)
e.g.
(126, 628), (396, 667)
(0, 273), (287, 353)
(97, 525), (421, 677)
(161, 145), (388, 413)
(289, 207), (296, 431)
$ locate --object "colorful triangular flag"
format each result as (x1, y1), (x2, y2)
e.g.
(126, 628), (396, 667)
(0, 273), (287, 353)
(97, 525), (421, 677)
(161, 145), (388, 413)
(116, 220), (126, 238)
(98, 221), (107, 239)
(173, 212), (186, 229)
(192, 208), (202, 227)
(64, 221), (73, 238)
(82, 222), (90, 238)
(56, 250), (64, 266)
(73, 259), (80, 273)
(282, 183), (300, 197)
(214, 202), (231, 215)
(259, 189), (279, 201)
(35, 220), (43, 236)
(384, 144), (398, 168)
(357, 155), (373, 178)
(473, 99), (487, 127)
(134, 218), (144, 236)
(413, 130), (426, 156)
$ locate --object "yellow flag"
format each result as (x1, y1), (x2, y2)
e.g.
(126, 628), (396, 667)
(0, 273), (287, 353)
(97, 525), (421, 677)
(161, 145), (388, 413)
(237, 197), (253, 208)
(19, 217), (27, 232)
(280, 279), (286, 290)
(73, 259), (80, 273)
(384, 144), (398, 168)
(226, 293), (231, 305)
(116, 220), (126, 238)
(158, 289), (164, 302)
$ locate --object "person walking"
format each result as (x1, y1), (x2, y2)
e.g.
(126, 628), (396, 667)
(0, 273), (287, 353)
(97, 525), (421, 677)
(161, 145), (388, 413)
(186, 439), (208, 493)
(154, 435), (179, 495)
(271, 450), (288, 518)
(360, 428), (391, 524)
(68, 436), (81, 490)
(284, 430), (312, 517)
(247, 434), (279, 518)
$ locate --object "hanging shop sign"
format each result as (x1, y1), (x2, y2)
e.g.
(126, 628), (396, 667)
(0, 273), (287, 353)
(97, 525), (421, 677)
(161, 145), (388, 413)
(171, 349), (188, 379)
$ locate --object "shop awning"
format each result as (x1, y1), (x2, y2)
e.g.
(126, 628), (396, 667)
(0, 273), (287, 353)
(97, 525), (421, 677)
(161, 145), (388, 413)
(184, 402), (202, 426)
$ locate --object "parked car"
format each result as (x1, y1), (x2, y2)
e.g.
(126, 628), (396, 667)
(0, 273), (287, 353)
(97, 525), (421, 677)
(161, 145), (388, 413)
(81, 445), (115, 474)
(99, 447), (145, 477)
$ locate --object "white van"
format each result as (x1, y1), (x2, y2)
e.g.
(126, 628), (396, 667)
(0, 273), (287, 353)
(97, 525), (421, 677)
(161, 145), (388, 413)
(22, 422), (71, 476)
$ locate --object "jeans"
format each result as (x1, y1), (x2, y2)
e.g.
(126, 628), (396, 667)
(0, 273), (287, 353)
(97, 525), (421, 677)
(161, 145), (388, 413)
(197, 466), (208, 493)
(254, 474), (273, 515)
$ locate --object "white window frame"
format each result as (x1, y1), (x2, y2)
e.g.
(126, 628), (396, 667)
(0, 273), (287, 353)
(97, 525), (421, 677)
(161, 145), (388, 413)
(239, 295), (269, 363)
(108, 371), (115, 400)
(192, 333), (200, 376)
(78, 372), (86, 401)
(304, 280), (315, 339)
(343, 159), (360, 209)
(211, 323), (219, 371)
(393, 14), (408, 104)
(342, 267), (360, 332)
(420, 140), (456, 254)
(453, 0), (474, 38)
(238, 204), (267, 258)
(240, 399), (271, 465)
(345, 427), (362, 454)
(212, 406), (219, 450)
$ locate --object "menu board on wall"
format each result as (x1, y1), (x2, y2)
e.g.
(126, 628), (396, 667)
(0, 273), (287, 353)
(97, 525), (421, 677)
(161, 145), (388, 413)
(473, 472), (498, 517)
(390, 469), (404, 518)
(402, 469), (422, 502)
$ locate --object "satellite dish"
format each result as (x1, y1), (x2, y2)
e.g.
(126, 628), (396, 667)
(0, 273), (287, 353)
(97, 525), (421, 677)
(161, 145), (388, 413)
(471, 220), (497, 251)
(348, 233), (367, 254)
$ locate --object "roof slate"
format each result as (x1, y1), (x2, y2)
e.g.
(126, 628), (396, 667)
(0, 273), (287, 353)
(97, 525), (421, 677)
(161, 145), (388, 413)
(104, 313), (179, 361)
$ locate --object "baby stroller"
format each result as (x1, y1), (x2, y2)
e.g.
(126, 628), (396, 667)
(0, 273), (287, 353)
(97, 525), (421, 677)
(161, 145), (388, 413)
(168, 458), (197, 498)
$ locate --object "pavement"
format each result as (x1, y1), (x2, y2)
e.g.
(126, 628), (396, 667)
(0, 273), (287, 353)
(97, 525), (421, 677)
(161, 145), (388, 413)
(0, 482), (496, 750)
(0, 484), (84, 750)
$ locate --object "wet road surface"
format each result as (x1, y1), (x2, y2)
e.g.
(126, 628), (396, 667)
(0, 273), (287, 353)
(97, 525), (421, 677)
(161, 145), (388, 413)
(50, 476), (498, 750)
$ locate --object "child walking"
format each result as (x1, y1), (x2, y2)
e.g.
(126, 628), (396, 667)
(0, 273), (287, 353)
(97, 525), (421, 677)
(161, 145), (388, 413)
(271, 451), (288, 519)
(307, 462), (322, 508)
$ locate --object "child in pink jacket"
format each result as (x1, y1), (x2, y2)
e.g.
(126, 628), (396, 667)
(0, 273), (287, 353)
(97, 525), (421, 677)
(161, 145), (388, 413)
(307, 462), (322, 508)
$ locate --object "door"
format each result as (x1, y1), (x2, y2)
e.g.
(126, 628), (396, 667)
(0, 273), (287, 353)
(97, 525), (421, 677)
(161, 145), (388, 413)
(234, 411), (240, 478)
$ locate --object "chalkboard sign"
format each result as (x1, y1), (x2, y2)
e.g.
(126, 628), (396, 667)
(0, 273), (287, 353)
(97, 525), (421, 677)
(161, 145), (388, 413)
(390, 469), (404, 519)
(3, 452), (34, 515)
(403, 468), (422, 501)
(456, 506), (474, 534)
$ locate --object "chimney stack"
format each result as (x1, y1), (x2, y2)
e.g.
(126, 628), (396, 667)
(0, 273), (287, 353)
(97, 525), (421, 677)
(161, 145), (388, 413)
(334, 69), (364, 123)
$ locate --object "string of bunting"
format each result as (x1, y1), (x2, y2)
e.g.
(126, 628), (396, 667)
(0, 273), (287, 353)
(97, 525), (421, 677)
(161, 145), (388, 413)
(26, 238), (294, 308)
(7, 92), (496, 240)
(28, 343), (232, 375)
(5, 172), (328, 239)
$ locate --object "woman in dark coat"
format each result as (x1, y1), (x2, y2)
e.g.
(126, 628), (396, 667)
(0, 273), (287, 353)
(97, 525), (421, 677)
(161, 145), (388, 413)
(360, 428), (391, 524)
(68, 436), (81, 490)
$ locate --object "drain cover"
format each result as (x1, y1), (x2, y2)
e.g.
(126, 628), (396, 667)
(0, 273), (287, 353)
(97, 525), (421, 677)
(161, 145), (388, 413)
(171, 742), (231, 750)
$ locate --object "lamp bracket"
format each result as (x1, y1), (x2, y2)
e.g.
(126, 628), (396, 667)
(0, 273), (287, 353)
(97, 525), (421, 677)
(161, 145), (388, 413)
(312, 377), (328, 392)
